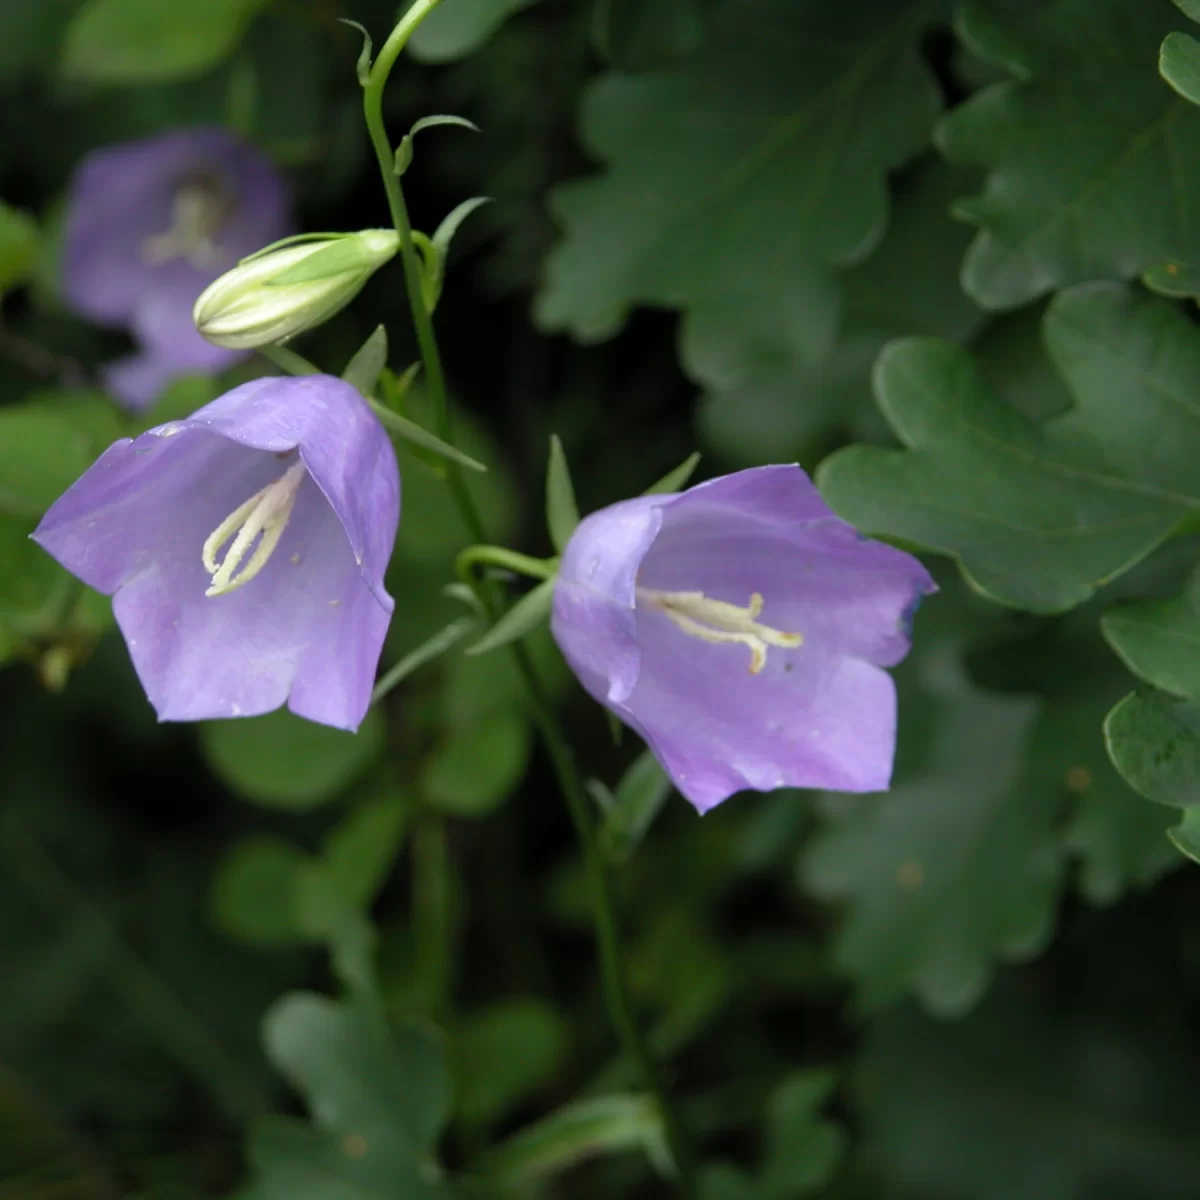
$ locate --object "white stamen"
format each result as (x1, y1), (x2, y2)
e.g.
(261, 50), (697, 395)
(141, 180), (230, 269)
(203, 461), (307, 597)
(637, 588), (802, 675)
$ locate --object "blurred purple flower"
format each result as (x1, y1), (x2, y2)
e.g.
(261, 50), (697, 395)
(551, 465), (936, 812)
(33, 375), (399, 731)
(62, 126), (291, 410)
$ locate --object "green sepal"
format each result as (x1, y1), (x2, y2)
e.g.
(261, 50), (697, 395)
(265, 236), (382, 286)
(643, 451), (701, 496)
(341, 325), (388, 398)
(546, 434), (580, 554)
(466, 576), (556, 657)
(598, 750), (672, 864)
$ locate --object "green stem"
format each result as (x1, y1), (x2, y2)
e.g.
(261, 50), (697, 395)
(1, 816), (268, 1123)
(456, 545), (558, 584)
(363, 11), (696, 1191)
(363, 0), (485, 545)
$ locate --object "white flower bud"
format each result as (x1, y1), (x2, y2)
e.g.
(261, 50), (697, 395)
(193, 229), (400, 349)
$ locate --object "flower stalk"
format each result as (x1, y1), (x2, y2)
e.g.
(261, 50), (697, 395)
(361, 6), (698, 1191)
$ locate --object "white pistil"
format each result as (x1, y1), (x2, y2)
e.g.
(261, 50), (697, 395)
(637, 588), (802, 674)
(203, 461), (307, 597)
(141, 181), (230, 269)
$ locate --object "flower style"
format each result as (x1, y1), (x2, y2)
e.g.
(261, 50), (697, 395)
(62, 127), (291, 410)
(32, 375), (399, 731)
(551, 465), (936, 812)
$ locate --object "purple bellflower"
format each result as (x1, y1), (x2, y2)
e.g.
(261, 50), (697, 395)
(32, 375), (399, 732)
(62, 127), (291, 410)
(551, 465), (936, 813)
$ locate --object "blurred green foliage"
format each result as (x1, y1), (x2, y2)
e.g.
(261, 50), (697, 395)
(6, 0), (1200, 1197)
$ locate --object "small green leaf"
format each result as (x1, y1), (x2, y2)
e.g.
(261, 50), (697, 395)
(642, 451), (700, 496)
(0, 392), (120, 518)
(322, 792), (409, 911)
(760, 1071), (846, 1197)
(373, 617), (481, 704)
(480, 1093), (665, 1183)
(342, 325), (388, 398)
(211, 836), (312, 948)
(338, 17), (372, 85)
(411, 114), (481, 137)
(545, 435), (580, 554)
(0, 201), (39, 294)
(1143, 258), (1200, 298)
(421, 712), (531, 818)
(599, 750), (672, 864)
(1169, 807), (1200, 863)
(454, 999), (568, 1127)
(466, 577), (555, 657)
(1162, 31), (1200, 104)
(367, 401), (488, 472)
(1103, 566), (1200, 698)
(62, 0), (267, 83)
(201, 708), (385, 810)
(431, 196), (492, 258)
(1104, 691), (1200, 808)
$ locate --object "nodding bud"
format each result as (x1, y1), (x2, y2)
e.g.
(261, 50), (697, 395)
(193, 229), (400, 349)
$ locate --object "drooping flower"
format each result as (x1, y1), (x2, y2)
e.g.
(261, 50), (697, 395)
(551, 465), (936, 812)
(32, 375), (399, 731)
(194, 230), (400, 349)
(62, 126), (291, 410)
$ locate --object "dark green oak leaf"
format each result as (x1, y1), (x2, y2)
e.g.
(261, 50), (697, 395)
(698, 157), (985, 466)
(537, 0), (947, 387)
(802, 621), (1058, 1016)
(939, 0), (1200, 309)
(1102, 563), (1200, 833)
(818, 284), (1200, 613)
(236, 993), (457, 1198)
(855, 987), (1200, 1200)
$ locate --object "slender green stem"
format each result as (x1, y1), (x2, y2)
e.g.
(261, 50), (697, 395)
(363, 11), (696, 1190)
(363, 0), (485, 545)
(456, 545), (558, 584)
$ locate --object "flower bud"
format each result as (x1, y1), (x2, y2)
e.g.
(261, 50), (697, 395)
(193, 229), (400, 349)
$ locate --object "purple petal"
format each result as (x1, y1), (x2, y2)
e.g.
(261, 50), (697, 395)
(33, 375), (399, 731)
(550, 465), (936, 813)
(621, 609), (897, 812)
(62, 126), (291, 404)
(552, 496), (662, 705)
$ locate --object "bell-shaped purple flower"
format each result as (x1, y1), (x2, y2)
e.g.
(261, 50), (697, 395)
(551, 466), (936, 812)
(32, 375), (399, 732)
(62, 126), (291, 410)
